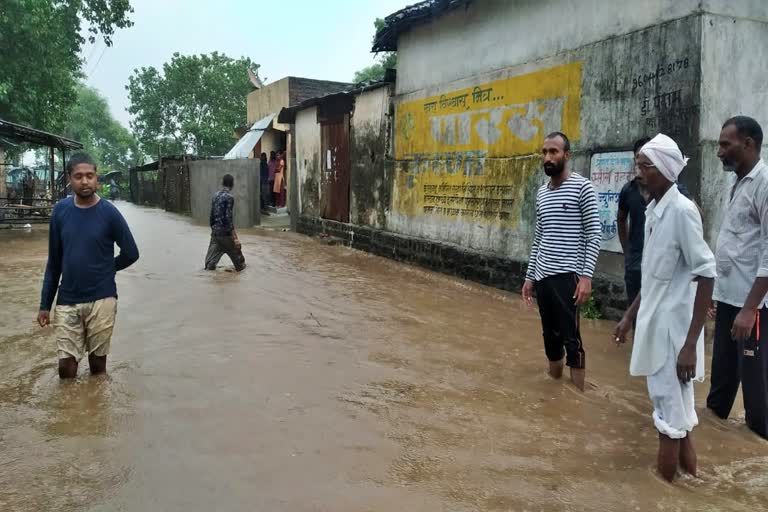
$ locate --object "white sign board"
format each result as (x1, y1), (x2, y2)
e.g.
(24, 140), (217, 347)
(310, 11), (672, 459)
(590, 151), (636, 253)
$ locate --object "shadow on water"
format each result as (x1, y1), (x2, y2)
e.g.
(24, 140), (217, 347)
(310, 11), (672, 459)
(0, 202), (765, 511)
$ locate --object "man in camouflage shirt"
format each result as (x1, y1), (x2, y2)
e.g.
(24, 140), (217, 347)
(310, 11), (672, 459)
(204, 174), (246, 272)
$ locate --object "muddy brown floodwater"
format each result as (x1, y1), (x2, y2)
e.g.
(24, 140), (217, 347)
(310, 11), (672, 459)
(1, 202), (766, 511)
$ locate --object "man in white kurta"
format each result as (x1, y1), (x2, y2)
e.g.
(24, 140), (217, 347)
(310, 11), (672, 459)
(615, 133), (715, 482)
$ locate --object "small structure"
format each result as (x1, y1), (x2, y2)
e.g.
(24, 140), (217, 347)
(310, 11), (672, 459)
(278, 81), (393, 228)
(0, 119), (83, 225)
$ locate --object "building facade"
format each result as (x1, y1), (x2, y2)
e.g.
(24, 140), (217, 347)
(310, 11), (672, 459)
(288, 0), (768, 317)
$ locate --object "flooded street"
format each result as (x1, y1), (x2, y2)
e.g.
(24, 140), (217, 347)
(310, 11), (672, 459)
(1, 202), (766, 511)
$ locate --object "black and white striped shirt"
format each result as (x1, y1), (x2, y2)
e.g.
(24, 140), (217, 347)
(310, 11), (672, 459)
(525, 173), (602, 281)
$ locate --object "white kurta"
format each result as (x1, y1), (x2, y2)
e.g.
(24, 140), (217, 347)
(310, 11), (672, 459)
(631, 185), (716, 437)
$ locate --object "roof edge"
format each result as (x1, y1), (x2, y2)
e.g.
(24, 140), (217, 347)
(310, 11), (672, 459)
(372, 0), (472, 52)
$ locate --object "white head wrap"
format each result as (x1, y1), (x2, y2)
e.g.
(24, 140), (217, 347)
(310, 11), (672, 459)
(639, 133), (689, 183)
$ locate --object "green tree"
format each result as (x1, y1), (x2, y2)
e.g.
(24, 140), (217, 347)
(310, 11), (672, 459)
(63, 83), (141, 173)
(352, 18), (396, 84)
(127, 52), (259, 157)
(0, 0), (134, 132)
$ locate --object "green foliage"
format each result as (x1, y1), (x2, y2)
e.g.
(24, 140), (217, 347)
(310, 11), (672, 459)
(352, 18), (397, 84)
(581, 296), (602, 320)
(0, 0), (133, 133)
(126, 52), (258, 157)
(63, 83), (141, 173)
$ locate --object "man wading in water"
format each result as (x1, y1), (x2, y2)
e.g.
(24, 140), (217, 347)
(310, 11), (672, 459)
(522, 132), (602, 391)
(204, 174), (245, 272)
(614, 134), (715, 482)
(38, 153), (139, 379)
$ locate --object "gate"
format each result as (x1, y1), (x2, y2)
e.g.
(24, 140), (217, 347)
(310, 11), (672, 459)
(162, 158), (191, 214)
(320, 116), (350, 223)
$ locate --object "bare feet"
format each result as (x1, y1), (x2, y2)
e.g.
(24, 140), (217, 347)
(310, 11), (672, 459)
(658, 433), (680, 482)
(548, 360), (564, 379)
(679, 434), (697, 477)
(570, 367), (585, 392)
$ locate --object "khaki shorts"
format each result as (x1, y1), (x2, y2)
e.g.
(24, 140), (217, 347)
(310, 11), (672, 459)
(54, 297), (117, 361)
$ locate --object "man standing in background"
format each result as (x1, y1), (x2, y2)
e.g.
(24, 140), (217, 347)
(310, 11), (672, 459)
(522, 132), (602, 391)
(205, 174), (246, 272)
(618, 137), (696, 307)
(707, 116), (768, 439)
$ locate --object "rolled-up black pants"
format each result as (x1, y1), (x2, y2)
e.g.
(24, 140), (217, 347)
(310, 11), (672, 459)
(534, 273), (585, 369)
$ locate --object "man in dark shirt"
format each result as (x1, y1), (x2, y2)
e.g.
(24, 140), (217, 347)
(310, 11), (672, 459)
(204, 174), (246, 272)
(38, 153), (139, 379)
(618, 138), (695, 305)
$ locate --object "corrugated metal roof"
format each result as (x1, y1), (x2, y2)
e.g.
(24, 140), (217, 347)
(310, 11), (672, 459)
(223, 114), (274, 160)
(372, 0), (472, 52)
(0, 118), (84, 151)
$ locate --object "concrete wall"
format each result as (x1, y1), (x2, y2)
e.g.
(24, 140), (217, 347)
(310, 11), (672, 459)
(395, 0), (703, 95)
(260, 130), (283, 159)
(247, 78), (290, 127)
(189, 159), (260, 230)
(248, 77), (353, 131)
(389, 12), (701, 278)
(294, 107), (322, 218)
(350, 86), (392, 229)
(698, 11), (768, 244)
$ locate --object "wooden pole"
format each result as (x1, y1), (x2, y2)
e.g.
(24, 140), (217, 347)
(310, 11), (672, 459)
(49, 147), (55, 199)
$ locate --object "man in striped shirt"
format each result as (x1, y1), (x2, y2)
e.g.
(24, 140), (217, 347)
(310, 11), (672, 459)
(522, 132), (602, 391)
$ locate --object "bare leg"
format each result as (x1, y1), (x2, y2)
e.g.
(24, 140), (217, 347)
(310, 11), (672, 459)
(549, 359), (564, 379)
(679, 433), (697, 477)
(657, 433), (680, 482)
(58, 357), (78, 379)
(570, 367), (586, 392)
(88, 354), (107, 375)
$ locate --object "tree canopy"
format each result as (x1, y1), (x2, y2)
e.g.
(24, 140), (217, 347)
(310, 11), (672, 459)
(62, 83), (141, 173)
(126, 52), (259, 157)
(0, 0), (134, 132)
(352, 18), (396, 84)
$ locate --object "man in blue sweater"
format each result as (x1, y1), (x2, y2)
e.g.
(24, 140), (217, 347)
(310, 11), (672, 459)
(38, 153), (139, 379)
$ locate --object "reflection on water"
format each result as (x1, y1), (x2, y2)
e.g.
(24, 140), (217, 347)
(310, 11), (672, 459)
(0, 202), (765, 511)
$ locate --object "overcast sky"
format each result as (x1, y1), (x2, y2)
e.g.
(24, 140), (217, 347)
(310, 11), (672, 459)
(82, 0), (410, 128)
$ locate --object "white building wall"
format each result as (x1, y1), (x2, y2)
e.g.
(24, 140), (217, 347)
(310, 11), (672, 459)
(395, 0), (702, 95)
(295, 107), (322, 217)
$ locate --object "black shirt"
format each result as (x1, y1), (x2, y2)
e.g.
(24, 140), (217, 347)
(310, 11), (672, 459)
(618, 178), (692, 271)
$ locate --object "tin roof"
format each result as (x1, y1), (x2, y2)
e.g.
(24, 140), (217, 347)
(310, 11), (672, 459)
(0, 118), (83, 151)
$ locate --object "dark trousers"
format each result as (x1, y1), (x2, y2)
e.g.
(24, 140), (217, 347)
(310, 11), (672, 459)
(624, 269), (641, 307)
(260, 179), (270, 210)
(534, 273), (585, 369)
(204, 235), (246, 272)
(707, 302), (768, 439)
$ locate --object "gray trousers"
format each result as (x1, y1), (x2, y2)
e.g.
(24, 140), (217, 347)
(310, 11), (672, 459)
(204, 235), (246, 271)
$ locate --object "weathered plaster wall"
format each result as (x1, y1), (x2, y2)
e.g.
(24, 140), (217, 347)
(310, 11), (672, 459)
(247, 78), (290, 126)
(389, 14), (702, 276)
(395, 0), (703, 95)
(350, 86), (392, 229)
(294, 107), (322, 218)
(699, 12), (768, 244)
(189, 159), (260, 229)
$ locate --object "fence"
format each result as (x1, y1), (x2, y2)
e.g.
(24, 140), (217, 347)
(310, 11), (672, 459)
(129, 169), (162, 207)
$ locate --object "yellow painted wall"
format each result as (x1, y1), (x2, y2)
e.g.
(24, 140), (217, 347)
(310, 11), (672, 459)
(392, 62), (582, 227)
